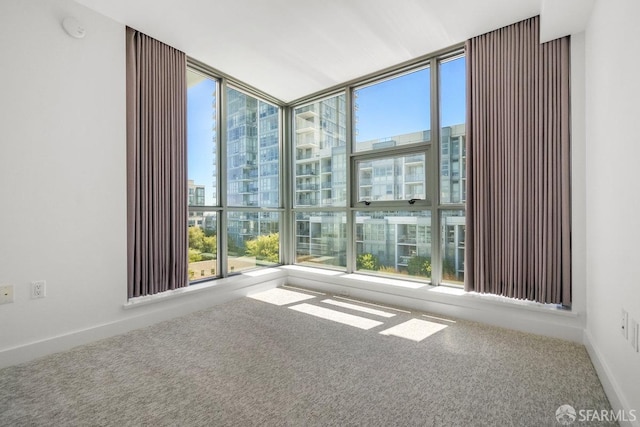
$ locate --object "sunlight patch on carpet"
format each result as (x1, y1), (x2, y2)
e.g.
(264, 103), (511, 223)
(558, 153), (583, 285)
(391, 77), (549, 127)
(248, 288), (316, 306)
(289, 303), (383, 330)
(379, 319), (448, 342)
(321, 299), (396, 318)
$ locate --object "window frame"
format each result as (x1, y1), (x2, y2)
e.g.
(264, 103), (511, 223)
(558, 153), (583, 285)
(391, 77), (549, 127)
(186, 45), (465, 286)
(289, 91), (349, 270)
(187, 59), (286, 282)
(289, 46), (466, 286)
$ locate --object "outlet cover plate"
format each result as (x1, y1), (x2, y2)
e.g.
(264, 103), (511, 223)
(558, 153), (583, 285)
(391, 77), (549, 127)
(0, 285), (15, 304)
(31, 280), (46, 299)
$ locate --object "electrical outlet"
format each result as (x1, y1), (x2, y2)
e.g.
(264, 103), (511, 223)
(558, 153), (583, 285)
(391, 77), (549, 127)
(621, 309), (629, 339)
(31, 280), (46, 299)
(630, 318), (639, 351)
(0, 285), (14, 304)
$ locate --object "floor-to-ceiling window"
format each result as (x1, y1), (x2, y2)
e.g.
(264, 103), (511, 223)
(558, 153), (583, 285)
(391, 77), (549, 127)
(292, 49), (466, 286)
(226, 87), (282, 273)
(187, 66), (283, 282)
(186, 49), (462, 286)
(438, 53), (466, 285)
(292, 93), (347, 269)
(187, 68), (219, 281)
(353, 67), (433, 280)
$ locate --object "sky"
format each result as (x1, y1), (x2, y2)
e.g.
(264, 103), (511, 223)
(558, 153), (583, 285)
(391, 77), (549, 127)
(187, 56), (466, 206)
(356, 56), (465, 142)
(187, 75), (217, 205)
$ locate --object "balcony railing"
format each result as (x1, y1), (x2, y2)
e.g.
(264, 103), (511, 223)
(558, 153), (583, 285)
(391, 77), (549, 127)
(297, 169), (318, 176)
(404, 174), (424, 182)
(297, 183), (319, 191)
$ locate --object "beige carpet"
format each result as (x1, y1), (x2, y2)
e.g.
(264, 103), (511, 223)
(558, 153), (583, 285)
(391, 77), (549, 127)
(0, 286), (613, 426)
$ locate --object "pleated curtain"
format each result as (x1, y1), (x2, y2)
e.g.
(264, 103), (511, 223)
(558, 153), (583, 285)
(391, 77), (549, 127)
(465, 16), (571, 306)
(126, 27), (188, 298)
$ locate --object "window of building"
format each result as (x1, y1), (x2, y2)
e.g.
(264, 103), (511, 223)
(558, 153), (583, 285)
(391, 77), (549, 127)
(355, 153), (428, 203)
(292, 49), (465, 286)
(354, 68), (431, 152)
(187, 68), (218, 281)
(440, 55), (466, 206)
(352, 66), (434, 280)
(187, 51), (461, 286)
(293, 93), (347, 268)
(438, 54), (466, 284)
(226, 87), (282, 273)
(187, 67), (283, 282)
(355, 211), (432, 278)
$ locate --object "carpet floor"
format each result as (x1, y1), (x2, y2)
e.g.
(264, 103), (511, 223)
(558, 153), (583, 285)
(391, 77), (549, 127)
(0, 286), (613, 426)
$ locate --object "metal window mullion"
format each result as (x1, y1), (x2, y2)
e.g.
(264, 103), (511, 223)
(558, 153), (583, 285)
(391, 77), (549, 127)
(213, 78), (224, 280)
(282, 106), (293, 265)
(349, 144), (430, 162)
(345, 87), (355, 274)
(429, 56), (442, 285)
(219, 78), (229, 278)
(292, 206), (354, 213)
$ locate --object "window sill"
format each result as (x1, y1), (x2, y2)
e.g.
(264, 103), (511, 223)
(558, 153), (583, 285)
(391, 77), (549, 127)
(123, 267), (287, 309)
(123, 265), (577, 320)
(283, 265), (577, 318)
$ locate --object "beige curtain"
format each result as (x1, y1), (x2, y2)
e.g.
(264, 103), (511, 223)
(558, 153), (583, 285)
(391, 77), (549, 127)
(126, 27), (188, 298)
(465, 17), (571, 305)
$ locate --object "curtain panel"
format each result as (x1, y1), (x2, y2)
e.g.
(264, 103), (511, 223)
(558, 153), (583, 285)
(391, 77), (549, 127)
(126, 27), (188, 298)
(465, 16), (571, 305)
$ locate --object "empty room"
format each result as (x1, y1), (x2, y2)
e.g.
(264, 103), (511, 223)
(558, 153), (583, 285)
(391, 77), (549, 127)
(0, 0), (639, 425)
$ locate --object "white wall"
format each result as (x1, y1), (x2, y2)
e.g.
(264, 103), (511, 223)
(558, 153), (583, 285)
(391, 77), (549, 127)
(0, 0), (286, 368)
(0, 0), (127, 352)
(584, 0), (640, 416)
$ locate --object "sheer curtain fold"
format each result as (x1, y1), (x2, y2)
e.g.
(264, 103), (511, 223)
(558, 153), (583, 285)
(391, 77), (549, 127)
(126, 27), (188, 298)
(465, 16), (571, 306)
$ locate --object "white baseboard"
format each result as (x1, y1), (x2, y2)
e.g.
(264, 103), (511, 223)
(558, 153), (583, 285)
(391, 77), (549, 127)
(583, 330), (639, 427)
(0, 276), (283, 369)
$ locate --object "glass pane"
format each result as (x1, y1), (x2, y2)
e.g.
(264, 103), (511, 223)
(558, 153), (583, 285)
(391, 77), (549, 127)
(356, 153), (428, 203)
(188, 211), (217, 281)
(295, 211), (346, 268)
(355, 211), (431, 280)
(294, 94), (347, 207)
(227, 211), (280, 273)
(354, 68), (430, 152)
(441, 210), (465, 285)
(187, 69), (217, 205)
(440, 55), (466, 204)
(227, 88), (280, 207)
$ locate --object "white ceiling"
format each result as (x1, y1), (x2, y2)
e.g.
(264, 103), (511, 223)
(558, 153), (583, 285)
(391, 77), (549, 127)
(74, 0), (590, 103)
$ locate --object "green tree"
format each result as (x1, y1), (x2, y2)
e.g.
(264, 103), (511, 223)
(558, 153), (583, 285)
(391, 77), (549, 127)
(189, 226), (217, 257)
(202, 234), (217, 255)
(189, 248), (203, 262)
(357, 253), (380, 271)
(188, 226), (206, 251)
(407, 256), (432, 277)
(245, 233), (280, 263)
